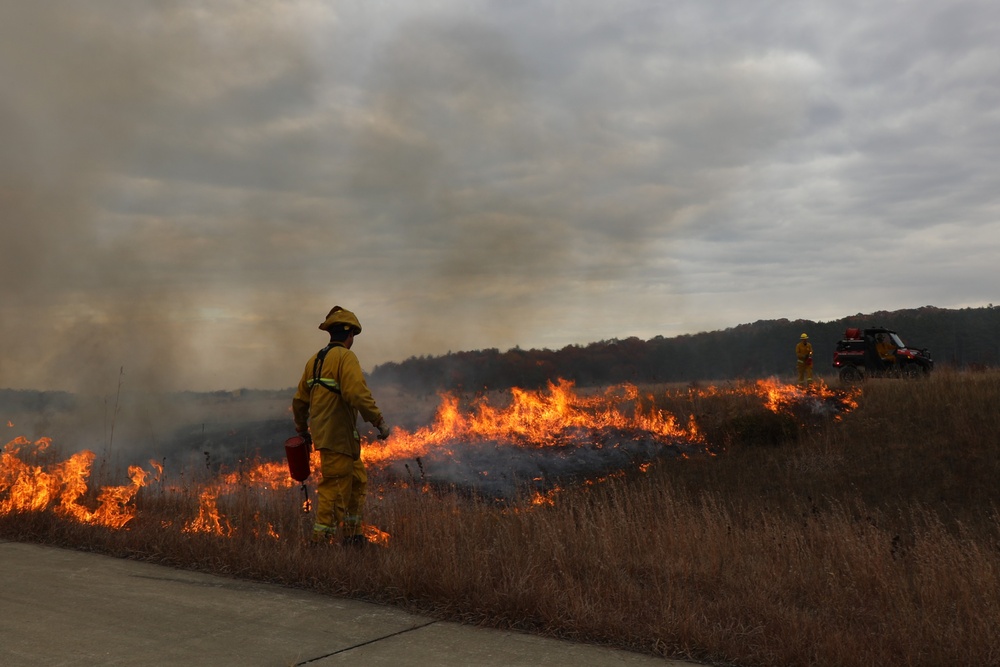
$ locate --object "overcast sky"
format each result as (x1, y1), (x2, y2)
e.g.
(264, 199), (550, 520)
(2, 0), (998, 393)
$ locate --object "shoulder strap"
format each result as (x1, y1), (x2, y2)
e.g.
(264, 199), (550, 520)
(307, 344), (342, 394)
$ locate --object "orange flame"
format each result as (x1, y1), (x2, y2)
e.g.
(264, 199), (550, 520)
(2, 378), (857, 541)
(364, 379), (703, 465)
(363, 524), (391, 547)
(530, 488), (559, 506)
(183, 488), (233, 536)
(753, 378), (860, 418)
(1, 437), (148, 529)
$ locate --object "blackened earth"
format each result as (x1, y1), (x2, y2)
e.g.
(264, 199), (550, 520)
(373, 427), (713, 500)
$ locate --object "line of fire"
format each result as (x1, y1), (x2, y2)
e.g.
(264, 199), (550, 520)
(2, 379), (858, 546)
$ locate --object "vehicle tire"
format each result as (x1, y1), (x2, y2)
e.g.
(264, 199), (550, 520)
(839, 366), (863, 383)
(902, 363), (926, 380)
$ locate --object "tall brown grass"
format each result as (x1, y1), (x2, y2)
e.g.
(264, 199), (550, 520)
(3, 370), (1000, 666)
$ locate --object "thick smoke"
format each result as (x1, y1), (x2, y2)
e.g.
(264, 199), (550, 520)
(0, 2), (321, 394)
(1, 2), (807, 395)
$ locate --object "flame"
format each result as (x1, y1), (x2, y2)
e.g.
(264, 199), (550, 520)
(87, 465), (148, 530)
(364, 379), (703, 465)
(530, 488), (559, 506)
(753, 378), (860, 418)
(1, 437), (148, 529)
(1, 378), (857, 542)
(1, 438), (56, 513)
(183, 488), (233, 536)
(363, 524), (391, 546)
(682, 378), (859, 421)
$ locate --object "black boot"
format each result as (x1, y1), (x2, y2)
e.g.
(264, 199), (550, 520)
(341, 534), (369, 549)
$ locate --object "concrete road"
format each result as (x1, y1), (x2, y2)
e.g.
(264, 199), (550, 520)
(0, 540), (698, 667)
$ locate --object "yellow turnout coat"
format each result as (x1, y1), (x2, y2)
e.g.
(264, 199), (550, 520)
(292, 342), (384, 460)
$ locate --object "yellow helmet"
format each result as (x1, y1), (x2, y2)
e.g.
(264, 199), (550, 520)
(319, 306), (362, 335)
(800, 333), (809, 340)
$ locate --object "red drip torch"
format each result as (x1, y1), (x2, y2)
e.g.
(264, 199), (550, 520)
(284, 435), (312, 513)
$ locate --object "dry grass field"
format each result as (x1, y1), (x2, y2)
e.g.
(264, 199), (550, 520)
(3, 370), (999, 666)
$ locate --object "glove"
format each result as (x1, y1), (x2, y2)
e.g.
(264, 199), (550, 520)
(377, 421), (392, 440)
(298, 431), (312, 448)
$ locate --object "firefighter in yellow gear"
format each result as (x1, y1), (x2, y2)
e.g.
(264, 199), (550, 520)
(876, 334), (896, 363)
(292, 306), (391, 546)
(796, 332), (814, 385)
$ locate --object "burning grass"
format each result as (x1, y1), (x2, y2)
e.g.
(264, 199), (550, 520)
(3, 373), (1000, 666)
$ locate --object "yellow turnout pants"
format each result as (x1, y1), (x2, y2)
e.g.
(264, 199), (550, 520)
(797, 360), (813, 384)
(313, 450), (367, 541)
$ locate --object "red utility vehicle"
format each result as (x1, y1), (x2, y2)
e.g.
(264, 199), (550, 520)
(833, 327), (934, 382)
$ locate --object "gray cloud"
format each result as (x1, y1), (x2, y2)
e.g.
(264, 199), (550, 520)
(1, 0), (997, 392)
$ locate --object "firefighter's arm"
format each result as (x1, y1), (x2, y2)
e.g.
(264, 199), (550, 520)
(338, 350), (385, 429)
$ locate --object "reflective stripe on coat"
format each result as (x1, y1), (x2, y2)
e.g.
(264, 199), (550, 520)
(292, 343), (383, 460)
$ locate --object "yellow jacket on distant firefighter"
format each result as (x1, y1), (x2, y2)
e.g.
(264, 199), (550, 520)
(292, 342), (384, 459)
(795, 333), (814, 385)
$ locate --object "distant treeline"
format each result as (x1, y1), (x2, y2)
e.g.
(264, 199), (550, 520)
(369, 305), (1000, 393)
(3, 306), (996, 403)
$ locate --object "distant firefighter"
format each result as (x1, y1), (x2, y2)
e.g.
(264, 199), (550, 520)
(796, 332), (814, 385)
(292, 306), (391, 547)
(876, 333), (896, 363)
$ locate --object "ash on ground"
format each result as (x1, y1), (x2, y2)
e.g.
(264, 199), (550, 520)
(373, 428), (712, 501)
